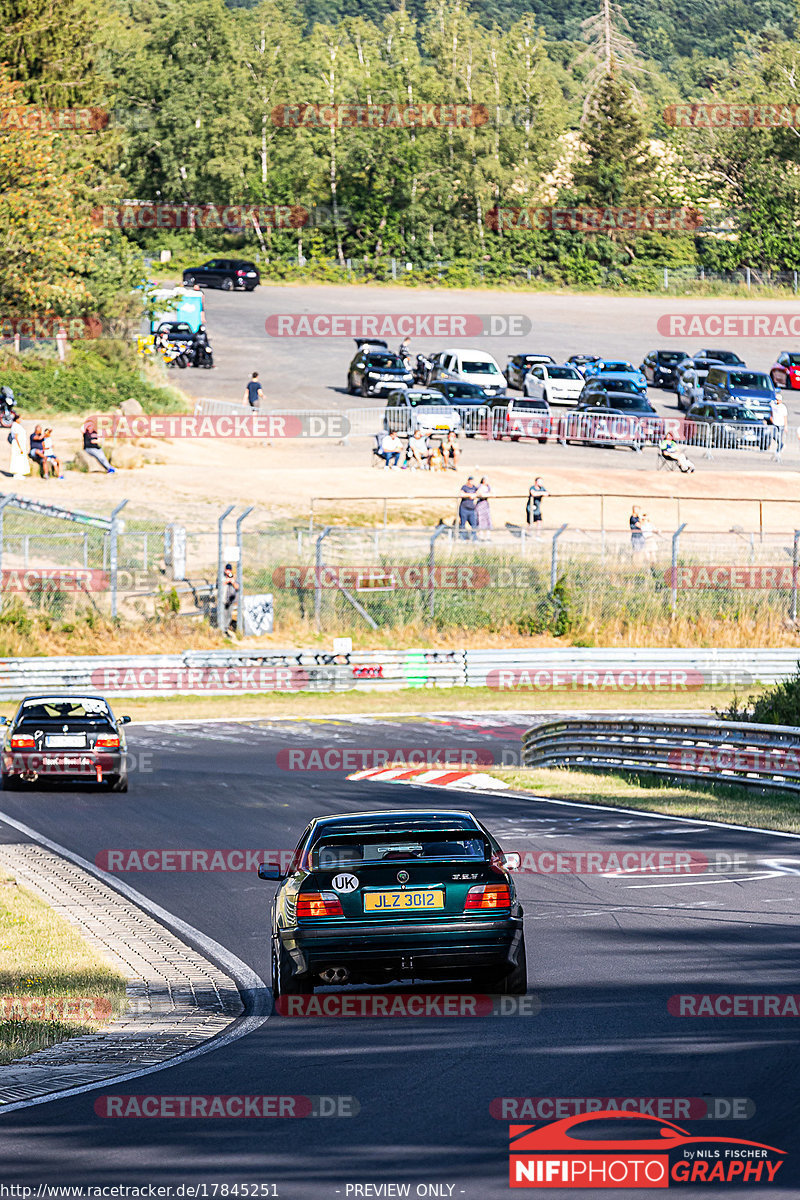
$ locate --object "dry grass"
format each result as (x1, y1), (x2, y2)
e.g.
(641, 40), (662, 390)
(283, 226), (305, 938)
(489, 766), (800, 834)
(0, 876), (127, 1064)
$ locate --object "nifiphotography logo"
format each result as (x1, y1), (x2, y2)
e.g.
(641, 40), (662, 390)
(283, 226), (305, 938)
(508, 1110), (786, 1187)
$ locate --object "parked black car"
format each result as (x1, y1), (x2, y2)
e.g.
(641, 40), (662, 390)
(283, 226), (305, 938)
(429, 380), (491, 405)
(348, 343), (414, 396)
(573, 392), (663, 447)
(694, 348), (745, 366)
(685, 402), (768, 449)
(183, 259), (260, 291)
(504, 353), (555, 390)
(640, 349), (689, 391)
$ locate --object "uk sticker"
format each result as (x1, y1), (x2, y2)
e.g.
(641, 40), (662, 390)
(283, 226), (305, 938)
(331, 873), (359, 892)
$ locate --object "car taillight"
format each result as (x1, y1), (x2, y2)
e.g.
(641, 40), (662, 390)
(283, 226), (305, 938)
(296, 891), (344, 919)
(464, 883), (511, 910)
(95, 734), (120, 748)
(236, 270), (245, 275)
(9, 735), (35, 748)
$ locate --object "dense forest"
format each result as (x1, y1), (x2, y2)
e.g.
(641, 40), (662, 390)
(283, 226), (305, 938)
(2, 0), (800, 327)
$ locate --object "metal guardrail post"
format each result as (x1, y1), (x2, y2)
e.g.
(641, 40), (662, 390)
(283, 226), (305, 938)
(550, 524), (568, 592)
(428, 525), (451, 620)
(791, 530), (800, 622)
(314, 526), (332, 631)
(216, 505), (235, 631)
(670, 523), (687, 616)
(235, 506), (254, 635)
(109, 500), (129, 620)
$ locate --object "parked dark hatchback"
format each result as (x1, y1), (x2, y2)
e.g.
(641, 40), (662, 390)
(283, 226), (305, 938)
(685, 402), (768, 448)
(504, 353), (555, 390)
(182, 259), (260, 291)
(259, 809), (526, 996)
(2, 694), (131, 790)
(348, 345), (414, 396)
(640, 349), (689, 390)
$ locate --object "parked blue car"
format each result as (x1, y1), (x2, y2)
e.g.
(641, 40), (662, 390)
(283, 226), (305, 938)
(583, 360), (648, 393)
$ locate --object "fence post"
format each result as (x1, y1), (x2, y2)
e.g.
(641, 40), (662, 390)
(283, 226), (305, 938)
(791, 530), (800, 622)
(216, 504), (235, 630)
(235, 506), (254, 634)
(663, 267), (668, 289)
(428, 525), (450, 619)
(110, 499), (129, 620)
(314, 526), (332, 631)
(0, 495), (14, 574)
(550, 523), (568, 592)
(746, 266), (751, 290)
(670, 522), (687, 616)
(794, 271), (798, 294)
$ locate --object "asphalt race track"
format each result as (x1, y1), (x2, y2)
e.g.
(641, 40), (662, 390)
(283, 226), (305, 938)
(0, 715), (799, 1197)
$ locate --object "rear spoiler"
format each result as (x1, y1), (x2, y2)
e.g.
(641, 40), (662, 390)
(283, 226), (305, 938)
(354, 338), (389, 349)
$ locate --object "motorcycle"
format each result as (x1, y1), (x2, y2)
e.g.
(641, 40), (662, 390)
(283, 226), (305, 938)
(191, 329), (214, 369)
(414, 353), (434, 385)
(0, 387), (17, 428)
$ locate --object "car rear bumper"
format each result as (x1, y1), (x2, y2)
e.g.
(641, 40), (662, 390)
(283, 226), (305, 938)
(279, 915), (522, 979)
(2, 749), (124, 782)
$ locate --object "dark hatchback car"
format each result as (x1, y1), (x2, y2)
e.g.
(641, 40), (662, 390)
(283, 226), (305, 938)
(685, 402), (768, 449)
(573, 392), (662, 447)
(566, 354), (602, 376)
(640, 349), (689, 390)
(259, 809), (526, 996)
(182, 259), (260, 291)
(694, 348), (745, 366)
(429, 379), (491, 405)
(504, 353), (555, 390)
(1, 695), (131, 790)
(348, 344), (414, 396)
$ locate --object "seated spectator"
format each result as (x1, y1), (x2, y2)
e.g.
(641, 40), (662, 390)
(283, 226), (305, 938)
(379, 430), (403, 469)
(443, 431), (460, 471)
(407, 429), (432, 469)
(43, 428), (64, 479)
(82, 421), (115, 473)
(28, 425), (51, 477)
(659, 436), (694, 473)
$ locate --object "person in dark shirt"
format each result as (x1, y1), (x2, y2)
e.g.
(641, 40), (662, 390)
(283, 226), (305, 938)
(630, 506), (643, 556)
(458, 476), (479, 540)
(29, 425), (51, 477)
(244, 372), (264, 410)
(223, 563), (239, 631)
(526, 477), (547, 524)
(82, 422), (115, 473)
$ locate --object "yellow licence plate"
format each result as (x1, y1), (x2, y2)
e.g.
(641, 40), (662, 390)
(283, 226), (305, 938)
(364, 890), (444, 912)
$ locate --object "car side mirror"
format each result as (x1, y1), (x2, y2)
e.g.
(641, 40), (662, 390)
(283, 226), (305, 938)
(258, 864), (284, 881)
(503, 852), (521, 872)
(119, 715), (132, 725)
(0, 717), (8, 726)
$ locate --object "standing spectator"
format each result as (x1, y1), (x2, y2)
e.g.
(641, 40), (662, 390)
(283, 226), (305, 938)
(379, 430), (403, 469)
(55, 323), (68, 362)
(244, 372), (264, 411)
(640, 512), (659, 562)
(526, 478), (547, 526)
(29, 425), (50, 477)
(222, 563), (239, 632)
(630, 506), (643, 557)
(458, 476), (479, 540)
(43, 428), (64, 478)
(399, 336), (411, 367)
(476, 477), (492, 540)
(769, 393), (788, 460)
(8, 416), (29, 478)
(82, 421), (115, 473)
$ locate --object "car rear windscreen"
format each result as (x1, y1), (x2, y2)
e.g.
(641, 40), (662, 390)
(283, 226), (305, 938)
(312, 831), (488, 867)
(17, 699), (112, 723)
(656, 352), (686, 364)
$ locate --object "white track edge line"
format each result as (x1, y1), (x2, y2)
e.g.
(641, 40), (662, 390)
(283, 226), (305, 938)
(0, 809), (270, 1115)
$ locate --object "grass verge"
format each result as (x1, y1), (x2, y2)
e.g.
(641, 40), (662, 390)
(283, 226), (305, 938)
(488, 765), (800, 834)
(79, 685), (747, 724)
(0, 874), (127, 1065)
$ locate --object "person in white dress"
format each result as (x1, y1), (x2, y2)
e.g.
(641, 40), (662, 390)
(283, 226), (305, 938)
(8, 418), (30, 478)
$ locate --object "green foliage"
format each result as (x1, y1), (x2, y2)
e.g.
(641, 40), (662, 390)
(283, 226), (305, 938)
(715, 669), (800, 726)
(0, 345), (185, 413)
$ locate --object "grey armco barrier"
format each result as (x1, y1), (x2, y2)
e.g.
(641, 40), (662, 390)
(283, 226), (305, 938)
(522, 715), (800, 792)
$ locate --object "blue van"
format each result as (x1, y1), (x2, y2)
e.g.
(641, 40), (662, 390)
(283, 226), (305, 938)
(703, 365), (777, 419)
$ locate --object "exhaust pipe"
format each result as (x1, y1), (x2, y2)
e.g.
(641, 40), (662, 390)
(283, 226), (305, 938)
(319, 967), (350, 984)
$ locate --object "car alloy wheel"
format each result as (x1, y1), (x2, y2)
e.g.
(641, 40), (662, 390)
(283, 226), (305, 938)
(221, 277), (234, 291)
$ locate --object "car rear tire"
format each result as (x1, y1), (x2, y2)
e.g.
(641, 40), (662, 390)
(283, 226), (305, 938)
(346, 374), (355, 394)
(472, 932), (527, 995)
(272, 940), (313, 997)
(360, 380), (370, 397)
(110, 775), (128, 793)
(221, 277), (234, 292)
(2, 774), (19, 790)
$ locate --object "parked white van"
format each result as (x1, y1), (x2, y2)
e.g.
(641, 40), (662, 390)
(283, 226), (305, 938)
(430, 348), (506, 397)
